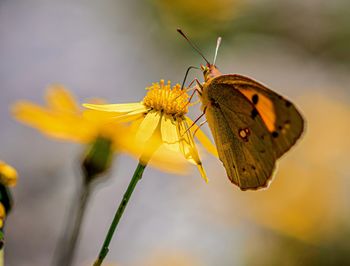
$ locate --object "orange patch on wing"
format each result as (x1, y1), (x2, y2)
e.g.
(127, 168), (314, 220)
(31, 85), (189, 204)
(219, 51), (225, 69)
(239, 89), (276, 132)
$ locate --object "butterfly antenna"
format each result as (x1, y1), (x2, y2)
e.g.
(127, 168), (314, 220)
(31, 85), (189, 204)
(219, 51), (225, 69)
(177, 28), (210, 65)
(213, 37), (222, 65)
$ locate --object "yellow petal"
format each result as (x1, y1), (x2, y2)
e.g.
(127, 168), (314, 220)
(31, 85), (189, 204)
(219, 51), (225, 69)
(109, 109), (149, 123)
(178, 119), (208, 182)
(83, 109), (145, 124)
(135, 110), (161, 144)
(0, 203), (5, 228)
(125, 142), (189, 175)
(113, 124), (189, 174)
(185, 117), (218, 157)
(149, 145), (190, 174)
(177, 119), (198, 164)
(160, 115), (181, 153)
(0, 161), (18, 187)
(83, 102), (146, 113)
(83, 109), (121, 121)
(45, 85), (79, 112)
(12, 102), (94, 143)
(12, 102), (60, 132)
(196, 163), (208, 183)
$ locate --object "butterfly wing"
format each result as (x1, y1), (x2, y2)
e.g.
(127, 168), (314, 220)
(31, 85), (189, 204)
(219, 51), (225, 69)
(213, 74), (304, 158)
(203, 81), (277, 190)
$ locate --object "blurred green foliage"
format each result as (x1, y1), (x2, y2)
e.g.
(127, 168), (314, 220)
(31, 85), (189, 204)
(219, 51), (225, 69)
(146, 0), (350, 65)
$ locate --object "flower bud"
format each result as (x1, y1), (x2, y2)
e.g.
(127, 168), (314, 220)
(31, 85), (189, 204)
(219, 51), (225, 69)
(82, 136), (113, 184)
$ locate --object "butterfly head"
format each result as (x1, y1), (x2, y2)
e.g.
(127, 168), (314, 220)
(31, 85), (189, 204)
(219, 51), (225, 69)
(201, 63), (222, 81)
(177, 29), (222, 80)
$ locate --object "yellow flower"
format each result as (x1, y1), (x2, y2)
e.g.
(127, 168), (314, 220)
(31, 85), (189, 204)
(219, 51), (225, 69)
(12, 85), (120, 144)
(0, 204), (5, 229)
(12, 85), (187, 174)
(84, 80), (218, 182)
(0, 161), (17, 187)
(0, 160), (16, 244)
(142, 249), (201, 266)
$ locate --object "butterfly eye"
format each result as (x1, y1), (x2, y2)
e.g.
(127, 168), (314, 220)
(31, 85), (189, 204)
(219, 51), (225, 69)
(203, 67), (209, 77)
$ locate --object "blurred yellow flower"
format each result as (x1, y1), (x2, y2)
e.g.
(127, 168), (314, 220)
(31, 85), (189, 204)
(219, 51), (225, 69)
(0, 204), (5, 229)
(12, 85), (124, 144)
(0, 161), (17, 187)
(0, 160), (16, 249)
(142, 249), (201, 266)
(12, 85), (187, 174)
(84, 80), (218, 182)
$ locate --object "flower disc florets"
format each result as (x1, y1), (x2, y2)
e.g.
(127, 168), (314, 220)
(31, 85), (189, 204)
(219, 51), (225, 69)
(143, 80), (189, 117)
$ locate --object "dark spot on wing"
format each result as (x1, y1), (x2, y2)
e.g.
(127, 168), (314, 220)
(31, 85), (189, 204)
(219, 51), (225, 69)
(285, 100), (292, 107)
(260, 150), (266, 154)
(239, 128), (250, 142)
(284, 120), (291, 130)
(210, 98), (220, 108)
(251, 108), (259, 119)
(272, 131), (279, 138)
(251, 165), (256, 170)
(242, 167), (246, 172)
(278, 125), (283, 130)
(252, 94), (259, 105)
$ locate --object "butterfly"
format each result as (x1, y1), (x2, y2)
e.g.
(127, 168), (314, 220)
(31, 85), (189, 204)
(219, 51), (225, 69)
(178, 29), (305, 190)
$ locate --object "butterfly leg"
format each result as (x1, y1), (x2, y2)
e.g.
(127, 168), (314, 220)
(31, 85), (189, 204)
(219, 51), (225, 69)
(187, 86), (202, 104)
(173, 87), (200, 111)
(181, 66), (199, 90)
(182, 78), (203, 108)
(182, 106), (207, 136)
(187, 78), (203, 95)
(192, 120), (208, 138)
(178, 81), (203, 113)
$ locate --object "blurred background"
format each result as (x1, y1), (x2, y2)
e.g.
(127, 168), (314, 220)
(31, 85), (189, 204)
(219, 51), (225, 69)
(1, 0), (350, 265)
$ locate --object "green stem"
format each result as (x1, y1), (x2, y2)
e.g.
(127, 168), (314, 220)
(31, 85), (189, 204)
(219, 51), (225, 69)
(54, 183), (91, 266)
(0, 248), (4, 266)
(93, 162), (146, 266)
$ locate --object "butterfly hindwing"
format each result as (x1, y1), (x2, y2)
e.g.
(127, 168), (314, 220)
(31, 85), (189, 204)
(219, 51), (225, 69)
(213, 74), (304, 158)
(203, 81), (277, 190)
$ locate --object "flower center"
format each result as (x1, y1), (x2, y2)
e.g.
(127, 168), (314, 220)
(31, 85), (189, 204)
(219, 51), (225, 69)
(143, 80), (189, 116)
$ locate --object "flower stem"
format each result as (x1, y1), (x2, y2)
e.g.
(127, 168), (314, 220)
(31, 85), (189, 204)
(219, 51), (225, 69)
(0, 249), (4, 266)
(93, 162), (146, 266)
(54, 183), (91, 266)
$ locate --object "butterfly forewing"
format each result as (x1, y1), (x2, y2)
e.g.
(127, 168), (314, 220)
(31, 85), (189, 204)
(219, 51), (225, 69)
(203, 81), (277, 190)
(213, 75), (304, 158)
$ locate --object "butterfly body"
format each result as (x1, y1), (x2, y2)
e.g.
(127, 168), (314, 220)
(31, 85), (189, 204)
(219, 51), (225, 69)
(199, 64), (304, 190)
